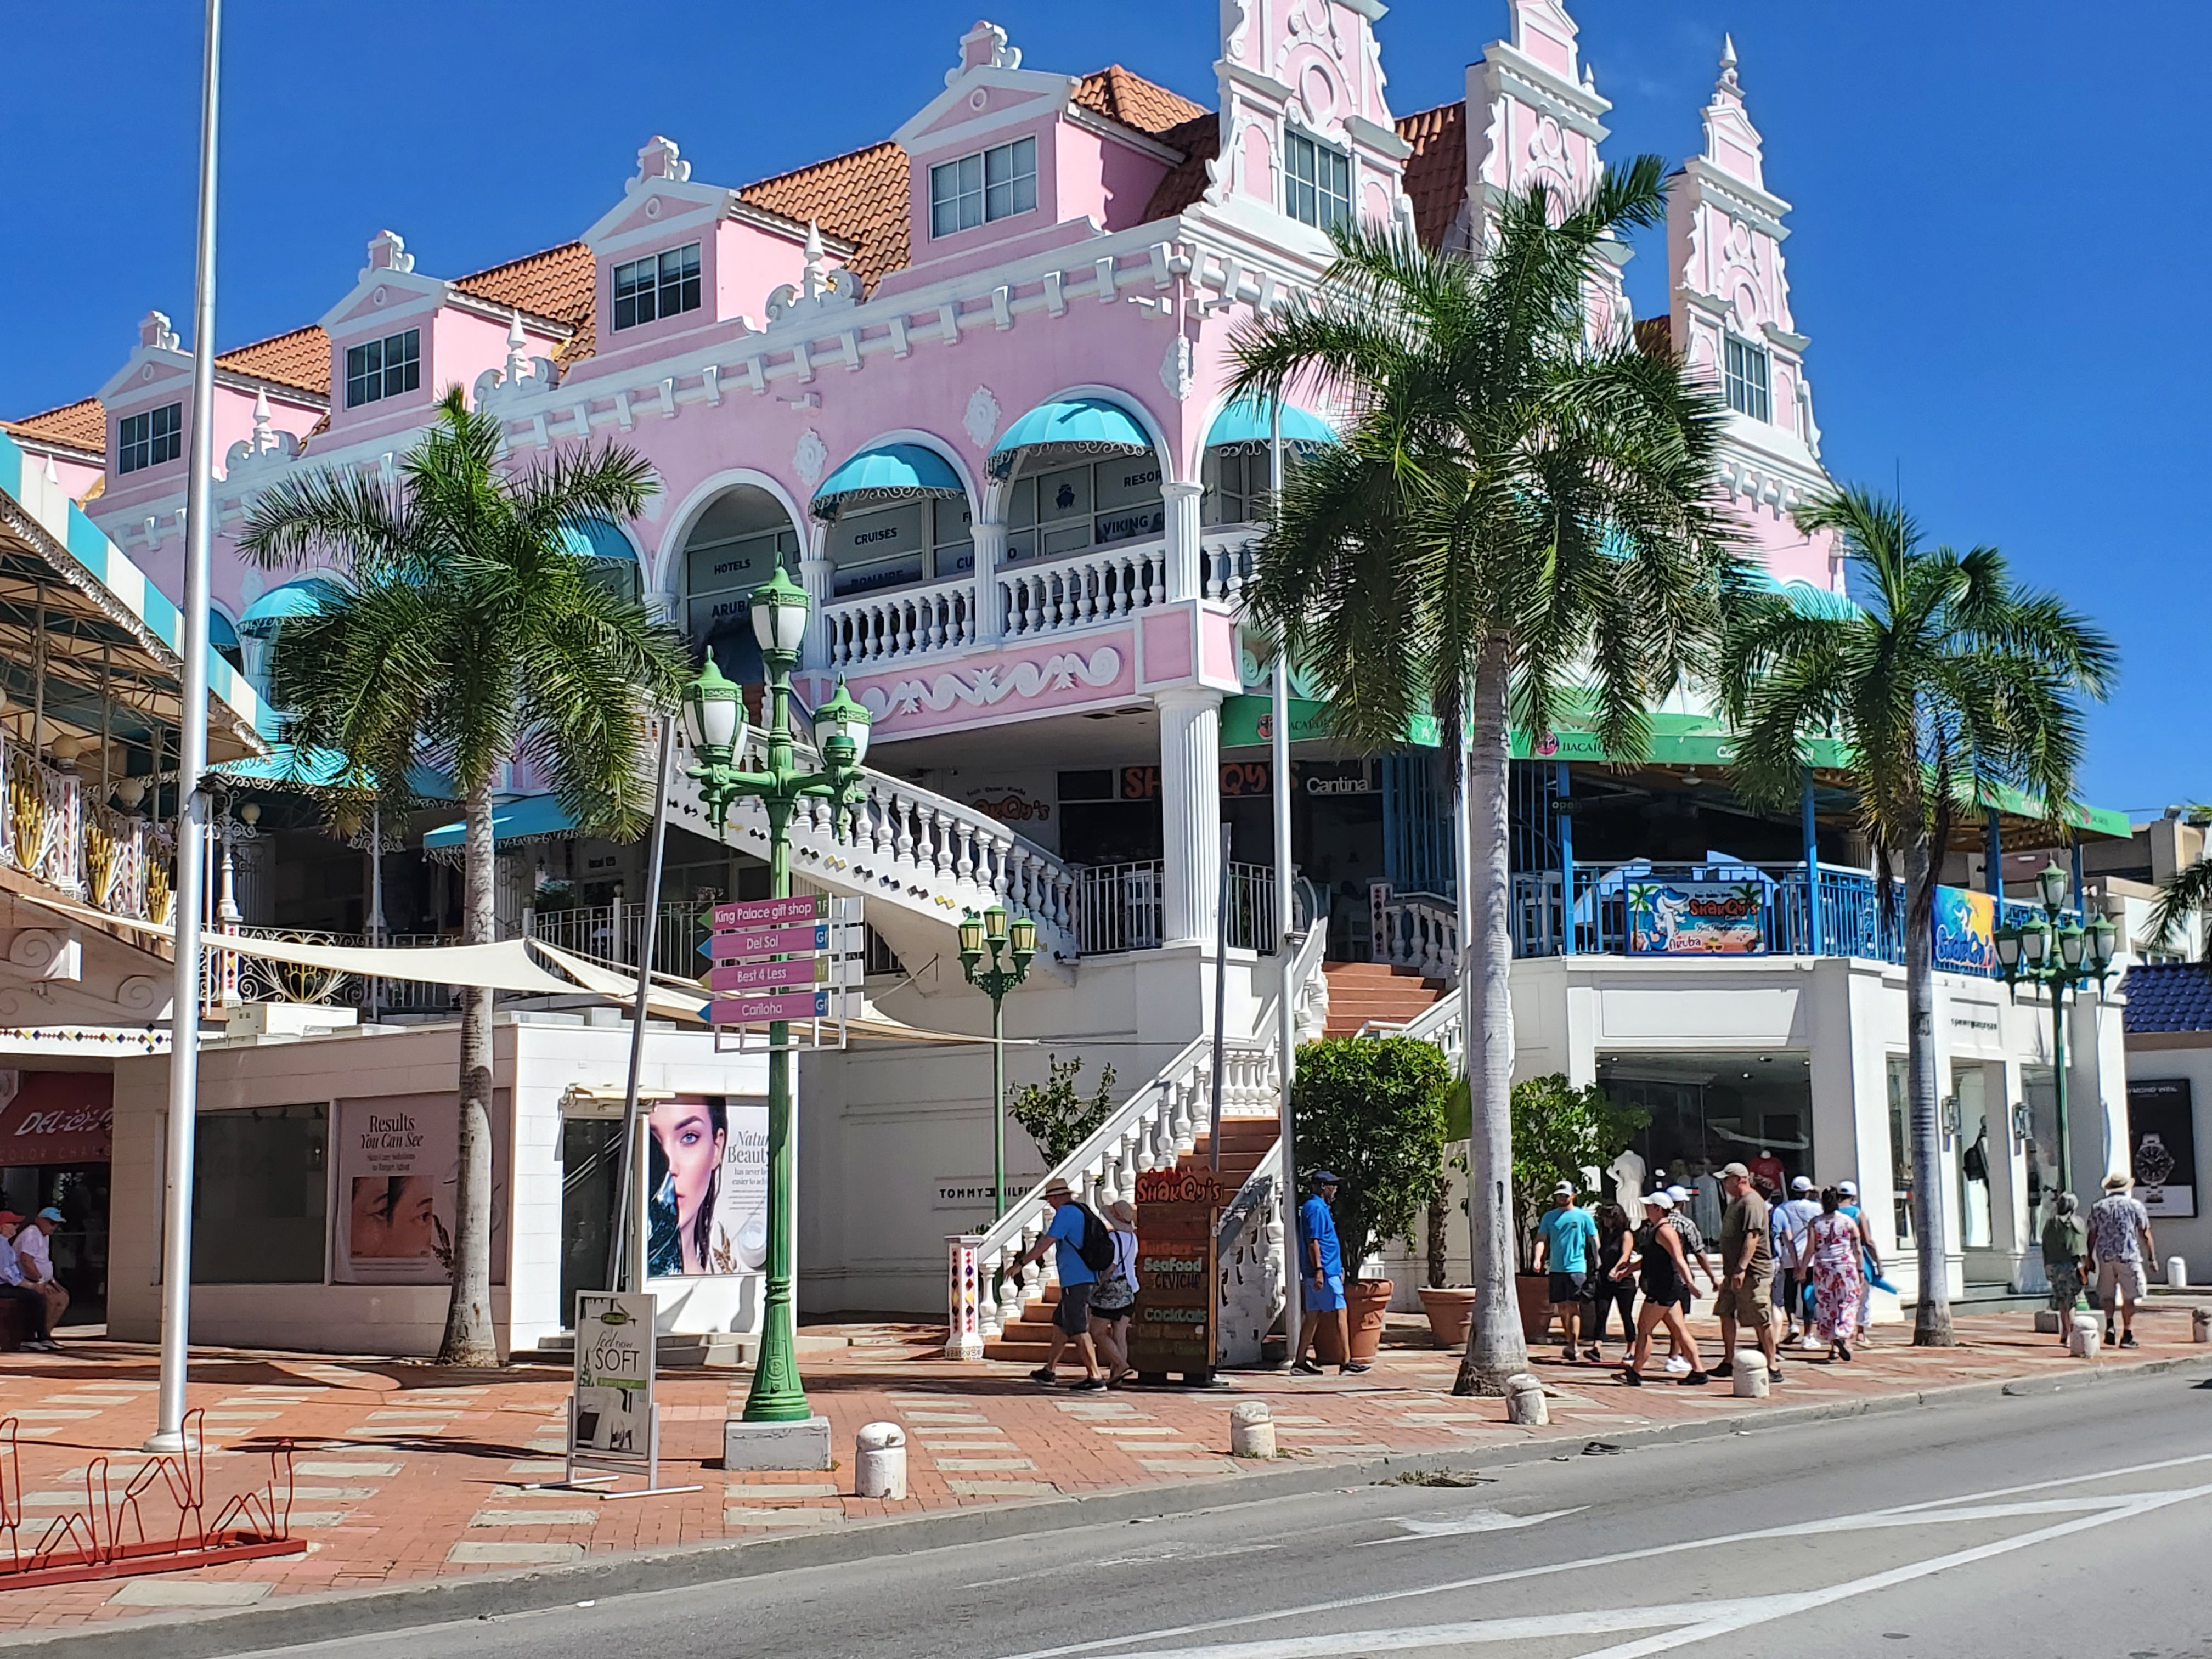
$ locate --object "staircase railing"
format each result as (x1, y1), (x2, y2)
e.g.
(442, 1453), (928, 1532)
(1369, 883), (1458, 980)
(1215, 1135), (1284, 1367)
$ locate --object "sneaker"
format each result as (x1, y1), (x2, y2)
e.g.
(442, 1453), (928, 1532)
(1071, 1376), (1109, 1392)
(22, 1339), (58, 1353)
(2120, 1331), (2140, 1350)
(1561, 1346), (1578, 1364)
(2105, 1324), (2117, 1346)
(1681, 1370), (1711, 1386)
(1619, 1368), (1643, 1387)
(1340, 1361), (1373, 1375)
(1029, 1367), (1059, 1386)
(1582, 1347), (1601, 1363)
(1768, 1368), (1785, 1385)
(1835, 1339), (1853, 1362)
(1709, 1359), (1734, 1379)
(1291, 1358), (1324, 1376)
(1663, 1354), (1692, 1375)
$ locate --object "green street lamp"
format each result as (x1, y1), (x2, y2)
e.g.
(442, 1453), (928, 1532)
(1994, 859), (2117, 1207)
(681, 566), (871, 1425)
(960, 901), (1037, 1216)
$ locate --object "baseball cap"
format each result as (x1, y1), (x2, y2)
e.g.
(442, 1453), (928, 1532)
(0, 1211), (20, 1228)
(1551, 1181), (1576, 1197)
(34, 1206), (61, 1224)
(1666, 1184), (1691, 1202)
(1643, 1191), (1675, 1211)
(1718, 1161), (1751, 1181)
(1837, 1180), (1859, 1197)
(1311, 1170), (1339, 1186)
(1790, 1176), (1813, 1193)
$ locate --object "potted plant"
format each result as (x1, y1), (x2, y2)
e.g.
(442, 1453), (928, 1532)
(1290, 1035), (1449, 1363)
(1508, 1073), (1649, 1341)
(1417, 1147), (1476, 1347)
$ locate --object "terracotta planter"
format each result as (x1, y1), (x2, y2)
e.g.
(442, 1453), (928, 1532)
(1418, 1286), (1477, 1349)
(1315, 1278), (1394, 1363)
(1515, 1272), (1555, 1342)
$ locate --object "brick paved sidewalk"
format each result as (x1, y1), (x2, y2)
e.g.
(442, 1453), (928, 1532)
(0, 1302), (2202, 1633)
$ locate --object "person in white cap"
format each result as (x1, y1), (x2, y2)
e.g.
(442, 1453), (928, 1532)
(1533, 1181), (1599, 1364)
(1835, 1181), (1882, 1342)
(1771, 1176), (1821, 1346)
(1610, 1192), (1706, 1386)
(1658, 1183), (1719, 1373)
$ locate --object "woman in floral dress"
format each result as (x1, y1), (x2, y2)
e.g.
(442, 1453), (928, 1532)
(1807, 1187), (1866, 1361)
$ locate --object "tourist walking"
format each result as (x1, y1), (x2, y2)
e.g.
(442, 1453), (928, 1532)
(2040, 1192), (2087, 1342)
(1806, 1187), (1866, 1360)
(1294, 1172), (1367, 1375)
(1713, 1162), (1779, 1383)
(1772, 1176), (1821, 1346)
(1613, 1192), (1707, 1386)
(1588, 1203), (1638, 1360)
(2088, 1172), (2157, 1349)
(0, 1213), (58, 1352)
(1534, 1182), (1600, 1363)
(1088, 1199), (1139, 1384)
(1008, 1178), (1106, 1389)
(1834, 1180), (1888, 1342)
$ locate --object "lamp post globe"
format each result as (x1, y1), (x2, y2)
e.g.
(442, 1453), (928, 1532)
(2036, 858), (2069, 911)
(750, 566), (811, 662)
(811, 676), (873, 768)
(682, 654), (742, 758)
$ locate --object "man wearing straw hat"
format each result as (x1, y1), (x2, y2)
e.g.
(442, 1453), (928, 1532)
(1008, 1178), (1106, 1389)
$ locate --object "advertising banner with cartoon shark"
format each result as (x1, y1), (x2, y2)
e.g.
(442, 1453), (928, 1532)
(1625, 878), (1767, 955)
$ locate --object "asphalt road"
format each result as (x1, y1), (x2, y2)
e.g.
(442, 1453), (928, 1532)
(257, 1370), (2212, 1659)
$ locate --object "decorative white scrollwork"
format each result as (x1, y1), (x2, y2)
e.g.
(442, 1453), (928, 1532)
(863, 645), (1124, 719)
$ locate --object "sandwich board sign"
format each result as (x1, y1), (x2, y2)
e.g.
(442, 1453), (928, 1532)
(568, 1291), (661, 1488)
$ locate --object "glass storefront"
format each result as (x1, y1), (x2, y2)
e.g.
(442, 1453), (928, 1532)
(1598, 1053), (1814, 1233)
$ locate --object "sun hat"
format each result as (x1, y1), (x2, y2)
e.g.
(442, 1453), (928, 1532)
(1790, 1176), (1814, 1193)
(34, 1207), (61, 1224)
(1042, 1177), (1074, 1199)
(1718, 1161), (1751, 1181)
(2102, 1171), (2132, 1191)
(1107, 1199), (1137, 1226)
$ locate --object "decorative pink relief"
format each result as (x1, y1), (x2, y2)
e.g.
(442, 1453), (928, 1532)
(1196, 610), (1240, 691)
(1138, 610), (1193, 685)
(1511, 0), (1580, 81)
(1239, 122), (1273, 204)
(824, 631), (1138, 739)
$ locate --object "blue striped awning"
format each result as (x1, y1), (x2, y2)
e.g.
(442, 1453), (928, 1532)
(810, 444), (965, 521)
(1204, 397), (1336, 450)
(987, 398), (1151, 479)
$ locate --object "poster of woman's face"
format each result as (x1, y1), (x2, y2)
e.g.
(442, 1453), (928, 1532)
(333, 1095), (506, 1285)
(349, 1175), (440, 1259)
(646, 1096), (768, 1278)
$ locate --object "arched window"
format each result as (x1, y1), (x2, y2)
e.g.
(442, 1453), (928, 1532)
(810, 444), (970, 597)
(988, 398), (1160, 562)
(1199, 398), (1336, 527)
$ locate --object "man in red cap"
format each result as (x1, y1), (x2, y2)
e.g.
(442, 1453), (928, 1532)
(0, 1213), (58, 1351)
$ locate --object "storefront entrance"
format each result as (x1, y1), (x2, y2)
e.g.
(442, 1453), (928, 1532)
(1597, 1052), (1815, 1232)
(0, 1071), (114, 1325)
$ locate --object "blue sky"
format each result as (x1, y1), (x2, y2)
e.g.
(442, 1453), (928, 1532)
(4, 1), (2200, 815)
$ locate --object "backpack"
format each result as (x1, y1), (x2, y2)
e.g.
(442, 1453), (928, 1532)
(1073, 1203), (1117, 1274)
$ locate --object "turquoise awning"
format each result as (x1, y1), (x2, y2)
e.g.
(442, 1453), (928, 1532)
(211, 743), (454, 799)
(558, 519), (638, 561)
(422, 792), (577, 851)
(1751, 569), (1861, 622)
(238, 576), (346, 639)
(810, 443), (965, 521)
(988, 397), (1152, 479)
(1204, 397), (1336, 450)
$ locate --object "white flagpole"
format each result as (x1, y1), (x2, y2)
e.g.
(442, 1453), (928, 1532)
(146, 0), (223, 1455)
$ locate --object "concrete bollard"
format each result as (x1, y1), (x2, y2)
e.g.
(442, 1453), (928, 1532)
(2169, 1256), (2189, 1290)
(855, 1421), (907, 1500)
(1229, 1400), (1275, 1458)
(1504, 1373), (1549, 1426)
(1733, 1358), (1769, 1398)
(2068, 1313), (2101, 1359)
(2193, 1307), (2210, 1345)
(2033, 1309), (2063, 1335)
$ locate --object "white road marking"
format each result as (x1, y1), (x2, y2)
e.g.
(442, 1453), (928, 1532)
(1362, 1508), (1584, 1544)
(997, 1450), (2212, 1659)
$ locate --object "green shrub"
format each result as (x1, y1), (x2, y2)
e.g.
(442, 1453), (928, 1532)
(1008, 1054), (1118, 1167)
(1509, 1073), (1647, 1271)
(1291, 1035), (1450, 1279)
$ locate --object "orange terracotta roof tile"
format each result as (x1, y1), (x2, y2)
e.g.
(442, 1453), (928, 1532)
(1074, 66), (1208, 137)
(738, 140), (912, 295)
(215, 325), (331, 398)
(1396, 100), (1467, 250)
(2, 397), (106, 456)
(452, 240), (596, 366)
(1143, 114), (1219, 222)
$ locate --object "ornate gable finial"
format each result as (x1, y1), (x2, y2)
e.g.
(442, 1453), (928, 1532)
(504, 315), (530, 383)
(364, 229), (414, 275)
(1509, 0), (1579, 82)
(635, 134), (691, 185)
(1699, 33), (1765, 187)
(802, 221), (827, 299)
(250, 386), (274, 453)
(139, 310), (178, 352)
(1719, 33), (1739, 88)
(947, 19), (1020, 86)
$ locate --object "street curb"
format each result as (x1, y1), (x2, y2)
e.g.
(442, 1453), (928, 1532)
(9, 1349), (2210, 1659)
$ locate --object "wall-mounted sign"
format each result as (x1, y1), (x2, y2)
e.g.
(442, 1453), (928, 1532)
(967, 790), (1051, 823)
(1626, 878), (1766, 956)
(1220, 762), (1271, 797)
(2126, 1078), (2198, 1218)
(1120, 765), (1160, 802)
(1932, 886), (1998, 975)
(645, 1096), (770, 1277)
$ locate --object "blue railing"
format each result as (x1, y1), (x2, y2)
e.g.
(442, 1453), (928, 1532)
(1509, 861), (2069, 975)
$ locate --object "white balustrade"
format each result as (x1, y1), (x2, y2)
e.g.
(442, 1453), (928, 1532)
(1372, 887), (1459, 981)
(999, 540), (1170, 639)
(1199, 528), (1262, 605)
(821, 580), (979, 670)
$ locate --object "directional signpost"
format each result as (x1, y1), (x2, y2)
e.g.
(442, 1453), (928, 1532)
(707, 893), (862, 1051)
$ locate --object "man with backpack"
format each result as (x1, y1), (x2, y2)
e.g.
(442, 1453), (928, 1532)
(1009, 1177), (1110, 1389)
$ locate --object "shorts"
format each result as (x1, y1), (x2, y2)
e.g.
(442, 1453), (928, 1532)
(1548, 1270), (1594, 1305)
(2097, 1259), (2147, 1310)
(1714, 1278), (1771, 1326)
(1307, 1273), (1346, 1312)
(1054, 1280), (1095, 1335)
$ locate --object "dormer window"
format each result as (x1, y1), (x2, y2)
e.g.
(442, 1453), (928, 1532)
(1725, 336), (1771, 422)
(345, 329), (421, 409)
(1284, 132), (1351, 233)
(929, 136), (1036, 238)
(612, 242), (701, 332)
(118, 403), (182, 475)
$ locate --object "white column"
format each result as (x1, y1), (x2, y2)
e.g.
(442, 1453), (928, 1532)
(972, 519), (1008, 646)
(1157, 687), (1222, 946)
(799, 522), (834, 672)
(1160, 481), (1203, 603)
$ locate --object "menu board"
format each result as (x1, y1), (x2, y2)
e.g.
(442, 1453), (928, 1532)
(1128, 1165), (1237, 1382)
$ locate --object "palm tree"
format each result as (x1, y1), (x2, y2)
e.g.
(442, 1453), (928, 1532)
(239, 390), (690, 1364)
(1722, 486), (2114, 1345)
(2148, 811), (2212, 951)
(1231, 161), (1742, 1394)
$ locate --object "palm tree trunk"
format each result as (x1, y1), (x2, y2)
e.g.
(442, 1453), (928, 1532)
(437, 780), (500, 1366)
(1903, 839), (1955, 1346)
(1455, 633), (1528, 1395)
